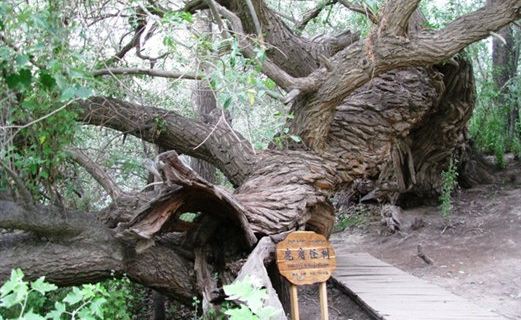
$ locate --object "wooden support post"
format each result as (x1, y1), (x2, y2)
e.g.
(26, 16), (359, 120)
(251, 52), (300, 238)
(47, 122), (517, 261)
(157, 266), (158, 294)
(290, 284), (300, 320)
(319, 281), (329, 320)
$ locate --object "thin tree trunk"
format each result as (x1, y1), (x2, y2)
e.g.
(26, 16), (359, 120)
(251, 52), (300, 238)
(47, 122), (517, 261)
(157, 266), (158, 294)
(489, 0), (519, 142)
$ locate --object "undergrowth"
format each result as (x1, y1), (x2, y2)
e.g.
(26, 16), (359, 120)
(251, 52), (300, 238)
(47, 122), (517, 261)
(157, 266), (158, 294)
(0, 269), (137, 320)
(469, 79), (521, 168)
(440, 159), (459, 220)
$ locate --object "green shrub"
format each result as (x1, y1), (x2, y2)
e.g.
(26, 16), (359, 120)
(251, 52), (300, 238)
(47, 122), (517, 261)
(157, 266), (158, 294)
(0, 269), (132, 320)
(440, 159), (459, 220)
(221, 276), (280, 320)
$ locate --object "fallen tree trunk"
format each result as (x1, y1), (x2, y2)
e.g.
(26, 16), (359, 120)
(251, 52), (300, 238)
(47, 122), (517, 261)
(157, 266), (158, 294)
(0, 200), (197, 304)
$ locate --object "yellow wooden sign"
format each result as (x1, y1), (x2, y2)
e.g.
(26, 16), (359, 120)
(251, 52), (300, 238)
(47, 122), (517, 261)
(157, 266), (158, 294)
(276, 231), (336, 286)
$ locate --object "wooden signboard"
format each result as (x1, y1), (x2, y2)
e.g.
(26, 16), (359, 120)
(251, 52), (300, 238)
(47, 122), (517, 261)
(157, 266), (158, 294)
(276, 231), (336, 286)
(276, 231), (336, 320)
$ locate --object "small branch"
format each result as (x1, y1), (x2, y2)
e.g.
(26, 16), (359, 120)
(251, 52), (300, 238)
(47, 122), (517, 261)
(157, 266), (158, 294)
(244, 0), (262, 39)
(1, 100), (73, 130)
(86, 12), (130, 27)
(1, 101), (74, 149)
(92, 67), (202, 80)
(424, 0), (521, 60)
(296, 0), (336, 31)
(274, 11), (298, 24)
(193, 115), (222, 150)
(337, 0), (379, 24)
(216, 4), (304, 92)
(107, 25), (144, 64)
(206, 0), (228, 38)
(67, 148), (124, 200)
(417, 244), (434, 265)
(184, 0), (208, 13)
(0, 161), (34, 208)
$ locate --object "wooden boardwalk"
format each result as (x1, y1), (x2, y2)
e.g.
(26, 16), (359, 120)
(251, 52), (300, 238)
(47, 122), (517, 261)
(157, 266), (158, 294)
(332, 251), (506, 320)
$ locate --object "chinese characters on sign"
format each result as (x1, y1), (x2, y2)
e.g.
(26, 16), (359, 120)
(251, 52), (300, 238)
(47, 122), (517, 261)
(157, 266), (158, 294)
(275, 231), (336, 286)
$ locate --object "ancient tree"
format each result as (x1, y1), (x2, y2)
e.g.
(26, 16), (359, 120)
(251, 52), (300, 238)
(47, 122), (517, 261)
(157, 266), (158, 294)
(1, 0), (521, 315)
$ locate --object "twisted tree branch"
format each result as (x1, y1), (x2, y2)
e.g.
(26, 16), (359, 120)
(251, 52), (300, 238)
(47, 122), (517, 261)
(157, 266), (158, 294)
(67, 148), (124, 201)
(93, 67), (202, 80)
(75, 96), (256, 186)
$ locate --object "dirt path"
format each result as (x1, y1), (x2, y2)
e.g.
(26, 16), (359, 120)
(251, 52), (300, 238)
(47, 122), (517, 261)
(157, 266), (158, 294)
(331, 159), (521, 319)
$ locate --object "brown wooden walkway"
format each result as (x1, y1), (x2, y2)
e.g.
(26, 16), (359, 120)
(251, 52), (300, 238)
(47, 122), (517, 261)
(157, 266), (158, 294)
(332, 250), (506, 320)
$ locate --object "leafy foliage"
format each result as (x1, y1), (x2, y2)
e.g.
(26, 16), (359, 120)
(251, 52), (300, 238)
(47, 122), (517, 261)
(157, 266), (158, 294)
(469, 78), (521, 167)
(440, 159), (459, 220)
(0, 269), (132, 320)
(0, 1), (93, 201)
(222, 276), (280, 320)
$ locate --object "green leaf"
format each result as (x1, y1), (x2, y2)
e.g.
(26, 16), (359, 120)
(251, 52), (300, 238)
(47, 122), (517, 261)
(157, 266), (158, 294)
(224, 305), (259, 320)
(0, 47), (10, 61)
(289, 135), (302, 143)
(31, 277), (57, 295)
(247, 89), (256, 106)
(223, 96), (232, 109)
(45, 309), (63, 320)
(264, 78), (276, 90)
(223, 277), (267, 314)
(22, 310), (46, 320)
(74, 86), (92, 99)
(59, 87), (76, 101)
(179, 11), (192, 23)
(0, 292), (19, 308)
(63, 287), (83, 305)
(1, 269), (24, 296)
(15, 54), (29, 66)
(46, 301), (66, 320)
(255, 306), (280, 319)
(38, 71), (56, 90)
(89, 297), (107, 317)
(0, 269), (28, 308)
(77, 307), (96, 320)
(54, 301), (66, 313)
(60, 85), (93, 101)
(5, 69), (32, 90)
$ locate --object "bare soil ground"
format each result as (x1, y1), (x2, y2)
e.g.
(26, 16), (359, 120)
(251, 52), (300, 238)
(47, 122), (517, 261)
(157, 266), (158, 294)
(330, 156), (521, 320)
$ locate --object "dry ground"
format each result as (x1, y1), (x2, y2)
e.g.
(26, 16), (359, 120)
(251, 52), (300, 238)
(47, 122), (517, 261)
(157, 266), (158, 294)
(330, 156), (521, 320)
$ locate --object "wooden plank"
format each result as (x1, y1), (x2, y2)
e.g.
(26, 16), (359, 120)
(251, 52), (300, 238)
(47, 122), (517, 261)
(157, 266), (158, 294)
(332, 252), (507, 320)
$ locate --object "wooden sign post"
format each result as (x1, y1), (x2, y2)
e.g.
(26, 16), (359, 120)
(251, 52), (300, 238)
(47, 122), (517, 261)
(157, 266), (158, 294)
(276, 231), (336, 320)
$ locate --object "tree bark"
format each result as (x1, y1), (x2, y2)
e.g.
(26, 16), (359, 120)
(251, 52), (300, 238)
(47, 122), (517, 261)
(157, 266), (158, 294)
(489, 0), (519, 142)
(191, 15), (218, 184)
(0, 200), (197, 304)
